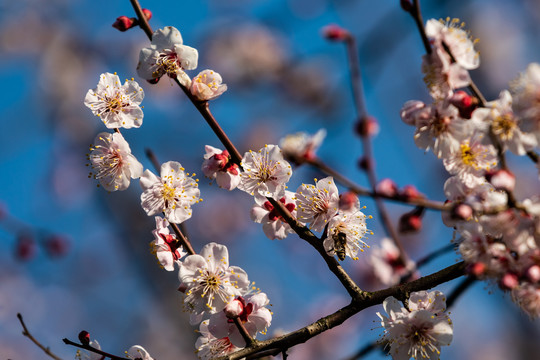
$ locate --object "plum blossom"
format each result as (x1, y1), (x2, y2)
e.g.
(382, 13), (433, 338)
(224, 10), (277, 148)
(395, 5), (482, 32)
(150, 216), (186, 271)
(126, 346), (154, 360)
(137, 26), (198, 86)
(190, 70), (228, 101)
(512, 283), (540, 318)
(250, 191), (297, 240)
(140, 161), (200, 224)
(208, 293), (272, 347)
(295, 176), (339, 232)
(511, 62), (540, 142)
(472, 90), (537, 155)
(84, 72), (144, 129)
(202, 145), (240, 190)
(324, 209), (371, 261)
(422, 50), (471, 100)
(279, 129), (326, 164)
(238, 145), (292, 200)
(88, 132), (143, 191)
(369, 238), (417, 286)
(377, 291), (453, 360)
(178, 243), (250, 319)
(442, 132), (498, 187)
(195, 320), (240, 360)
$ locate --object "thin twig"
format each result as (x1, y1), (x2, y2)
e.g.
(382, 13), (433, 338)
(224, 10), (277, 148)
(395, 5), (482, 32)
(63, 338), (125, 360)
(411, 0), (431, 54)
(234, 317), (255, 347)
(17, 313), (63, 360)
(129, 0), (153, 39)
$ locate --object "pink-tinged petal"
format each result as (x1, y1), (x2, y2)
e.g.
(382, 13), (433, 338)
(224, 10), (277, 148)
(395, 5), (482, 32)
(175, 44), (198, 70)
(250, 206), (268, 223)
(139, 169), (160, 191)
(200, 242), (230, 270)
(208, 311), (230, 339)
(178, 254), (207, 282)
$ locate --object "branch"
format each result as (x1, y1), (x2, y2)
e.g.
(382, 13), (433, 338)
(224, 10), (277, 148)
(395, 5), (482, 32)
(129, 0), (153, 39)
(216, 261), (465, 360)
(62, 338), (125, 360)
(17, 313), (63, 360)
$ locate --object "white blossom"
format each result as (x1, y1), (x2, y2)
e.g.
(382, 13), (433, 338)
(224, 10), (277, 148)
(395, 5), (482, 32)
(250, 191), (297, 240)
(126, 346), (154, 360)
(178, 243), (250, 318)
(88, 132), (143, 191)
(369, 238), (416, 287)
(279, 129), (326, 164)
(511, 62), (540, 142)
(295, 176), (339, 232)
(195, 320), (240, 360)
(190, 70), (227, 101)
(150, 216), (186, 271)
(238, 145), (292, 200)
(84, 72), (144, 129)
(324, 210), (370, 261)
(140, 161), (200, 224)
(137, 26), (198, 86)
(202, 145), (240, 190)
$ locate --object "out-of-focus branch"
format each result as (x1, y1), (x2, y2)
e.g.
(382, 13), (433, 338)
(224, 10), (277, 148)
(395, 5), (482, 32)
(215, 261), (466, 360)
(17, 313), (63, 360)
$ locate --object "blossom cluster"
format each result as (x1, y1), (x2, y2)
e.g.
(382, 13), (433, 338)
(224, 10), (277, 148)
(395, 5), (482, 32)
(401, 18), (540, 318)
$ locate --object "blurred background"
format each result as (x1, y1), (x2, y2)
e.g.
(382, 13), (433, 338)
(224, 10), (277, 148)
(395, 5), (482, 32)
(1, 0), (540, 359)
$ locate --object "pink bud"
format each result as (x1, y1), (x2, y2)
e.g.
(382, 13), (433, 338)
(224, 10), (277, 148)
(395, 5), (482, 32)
(78, 331), (90, 346)
(399, 185), (421, 200)
(224, 298), (244, 318)
(500, 272), (519, 290)
(321, 24), (350, 41)
(376, 178), (398, 197)
(468, 262), (486, 277)
(448, 90), (478, 119)
(142, 8), (152, 20)
(339, 192), (358, 212)
(45, 235), (70, 258)
(398, 213), (422, 233)
(112, 16), (135, 32)
(486, 169), (515, 192)
(452, 203), (473, 221)
(357, 156), (372, 171)
(15, 234), (37, 261)
(526, 265), (540, 283)
(354, 116), (379, 138)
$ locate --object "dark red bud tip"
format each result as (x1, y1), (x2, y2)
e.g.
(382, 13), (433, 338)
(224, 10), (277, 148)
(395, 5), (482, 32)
(112, 16), (135, 32)
(15, 234), (37, 261)
(399, 185), (421, 200)
(400, 0), (413, 12)
(354, 116), (379, 138)
(78, 331), (90, 346)
(142, 9), (152, 20)
(321, 24), (350, 41)
(357, 156), (372, 171)
(45, 235), (70, 258)
(398, 213), (422, 233)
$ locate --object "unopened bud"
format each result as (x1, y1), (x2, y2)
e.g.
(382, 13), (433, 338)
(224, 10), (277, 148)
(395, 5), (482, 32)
(44, 235), (70, 258)
(142, 8), (152, 20)
(468, 262), (486, 277)
(399, 185), (421, 200)
(398, 213), (422, 233)
(400, 0), (413, 12)
(357, 156), (372, 171)
(112, 16), (135, 32)
(526, 265), (540, 283)
(224, 298), (244, 318)
(376, 178), (398, 197)
(500, 272), (519, 290)
(449, 90), (478, 119)
(147, 78), (160, 85)
(321, 24), (350, 41)
(451, 203), (473, 221)
(354, 116), (379, 138)
(339, 192), (358, 212)
(486, 169), (515, 192)
(15, 234), (37, 261)
(78, 330), (90, 346)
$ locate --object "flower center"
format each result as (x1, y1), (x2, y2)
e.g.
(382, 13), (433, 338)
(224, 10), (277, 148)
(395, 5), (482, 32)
(432, 115), (451, 136)
(105, 94), (125, 114)
(459, 143), (477, 167)
(162, 182), (177, 203)
(492, 114), (516, 139)
(156, 52), (181, 77)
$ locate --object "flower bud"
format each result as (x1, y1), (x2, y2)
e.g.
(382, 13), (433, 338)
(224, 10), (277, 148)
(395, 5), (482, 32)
(224, 298), (244, 318)
(468, 262), (486, 277)
(339, 191), (358, 212)
(354, 116), (379, 138)
(448, 90), (478, 119)
(142, 8), (152, 20)
(451, 203), (473, 221)
(321, 24), (350, 41)
(15, 234), (37, 261)
(398, 207), (424, 234)
(485, 169), (515, 192)
(112, 16), (135, 32)
(190, 70), (227, 101)
(499, 272), (519, 290)
(78, 330), (90, 346)
(400, 0), (413, 12)
(44, 235), (70, 258)
(526, 265), (540, 283)
(376, 178), (398, 197)
(357, 156), (372, 171)
(399, 185), (421, 200)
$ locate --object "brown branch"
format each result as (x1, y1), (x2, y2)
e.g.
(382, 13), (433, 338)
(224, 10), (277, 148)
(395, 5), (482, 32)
(63, 338), (124, 360)
(411, 0), (432, 54)
(17, 313), (63, 360)
(215, 261), (466, 360)
(129, 0), (153, 39)
(233, 317), (256, 347)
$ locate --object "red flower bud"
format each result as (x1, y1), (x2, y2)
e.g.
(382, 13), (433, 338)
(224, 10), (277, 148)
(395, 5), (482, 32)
(354, 116), (379, 138)
(142, 8), (152, 20)
(321, 24), (350, 41)
(112, 16), (135, 32)
(468, 262), (486, 277)
(15, 234), (37, 261)
(499, 272), (519, 290)
(78, 330), (90, 346)
(44, 235), (70, 258)
(376, 178), (398, 198)
(399, 185), (421, 200)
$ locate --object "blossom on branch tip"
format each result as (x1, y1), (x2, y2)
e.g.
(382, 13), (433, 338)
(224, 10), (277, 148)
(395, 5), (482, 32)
(190, 70), (228, 101)
(84, 72), (144, 129)
(140, 161), (200, 224)
(250, 191), (297, 240)
(295, 176), (339, 232)
(137, 26), (198, 86)
(238, 144), (292, 200)
(279, 129), (326, 164)
(150, 216), (186, 271)
(88, 132), (143, 191)
(202, 145), (240, 190)
(178, 243), (250, 318)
